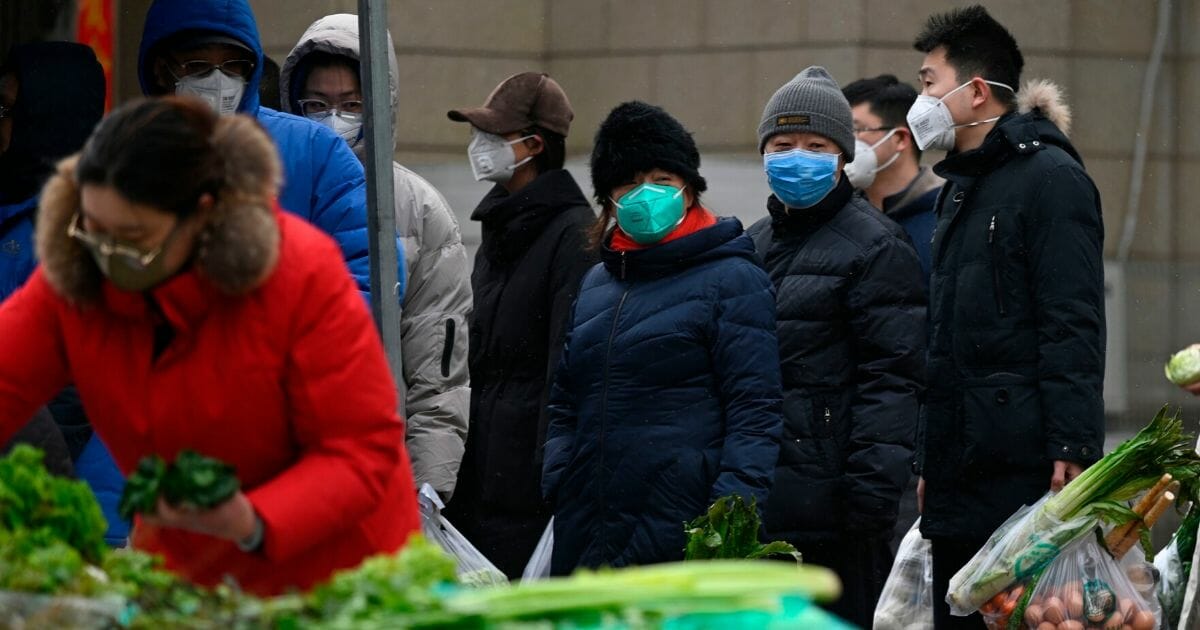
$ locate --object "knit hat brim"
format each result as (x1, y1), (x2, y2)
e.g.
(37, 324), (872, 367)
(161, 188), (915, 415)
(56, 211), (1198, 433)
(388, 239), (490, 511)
(590, 101), (707, 203)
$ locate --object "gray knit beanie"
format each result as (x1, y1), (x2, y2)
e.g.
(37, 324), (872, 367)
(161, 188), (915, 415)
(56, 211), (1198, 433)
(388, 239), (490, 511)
(757, 66), (855, 160)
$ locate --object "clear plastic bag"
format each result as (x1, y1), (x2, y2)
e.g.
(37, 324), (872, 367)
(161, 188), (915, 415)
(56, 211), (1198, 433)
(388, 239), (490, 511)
(1017, 534), (1159, 630)
(947, 492), (1097, 616)
(520, 517), (553, 582)
(874, 518), (933, 630)
(1155, 532), (1186, 628)
(417, 483), (508, 587)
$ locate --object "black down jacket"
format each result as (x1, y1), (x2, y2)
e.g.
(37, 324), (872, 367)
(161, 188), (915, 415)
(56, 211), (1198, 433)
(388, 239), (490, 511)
(542, 217), (783, 575)
(919, 109), (1105, 541)
(748, 177), (926, 544)
(445, 169), (597, 578)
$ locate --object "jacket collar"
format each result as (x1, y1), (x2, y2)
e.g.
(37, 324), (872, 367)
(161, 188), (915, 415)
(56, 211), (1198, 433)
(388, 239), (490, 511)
(934, 110), (1082, 187)
(883, 166), (943, 220)
(600, 216), (750, 281)
(472, 169), (591, 263)
(767, 175), (853, 233)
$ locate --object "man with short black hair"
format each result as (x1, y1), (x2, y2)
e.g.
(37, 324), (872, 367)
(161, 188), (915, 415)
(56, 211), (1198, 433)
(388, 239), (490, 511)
(910, 6), (1104, 628)
(842, 75), (941, 284)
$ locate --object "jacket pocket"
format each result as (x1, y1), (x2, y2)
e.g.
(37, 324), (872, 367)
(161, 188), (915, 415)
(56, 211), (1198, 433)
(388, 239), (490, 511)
(961, 373), (1044, 472)
(441, 318), (455, 378)
(988, 215), (1007, 316)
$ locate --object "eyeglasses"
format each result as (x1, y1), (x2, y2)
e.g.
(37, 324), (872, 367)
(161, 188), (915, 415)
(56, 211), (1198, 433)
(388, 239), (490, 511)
(298, 98), (365, 121)
(170, 58), (256, 80)
(853, 126), (895, 135)
(67, 212), (168, 269)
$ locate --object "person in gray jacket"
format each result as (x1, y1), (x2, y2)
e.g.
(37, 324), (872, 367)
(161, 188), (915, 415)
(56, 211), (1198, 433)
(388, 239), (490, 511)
(281, 14), (472, 498)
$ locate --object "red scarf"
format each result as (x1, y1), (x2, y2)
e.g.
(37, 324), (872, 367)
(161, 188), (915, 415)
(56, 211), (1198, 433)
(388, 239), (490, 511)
(610, 206), (718, 252)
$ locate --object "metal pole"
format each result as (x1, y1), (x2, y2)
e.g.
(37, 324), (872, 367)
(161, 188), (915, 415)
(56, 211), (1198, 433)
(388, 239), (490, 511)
(357, 1), (402, 384)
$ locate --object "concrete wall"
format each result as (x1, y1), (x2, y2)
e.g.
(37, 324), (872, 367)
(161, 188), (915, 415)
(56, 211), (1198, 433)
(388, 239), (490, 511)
(111, 0), (1200, 427)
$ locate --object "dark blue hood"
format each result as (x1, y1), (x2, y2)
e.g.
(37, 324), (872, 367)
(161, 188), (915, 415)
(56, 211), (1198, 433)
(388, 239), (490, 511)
(138, 0), (264, 113)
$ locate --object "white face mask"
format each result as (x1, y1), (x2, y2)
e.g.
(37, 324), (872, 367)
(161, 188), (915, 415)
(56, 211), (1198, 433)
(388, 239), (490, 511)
(310, 112), (363, 147)
(175, 70), (246, 116)
(906, 79), (1014, 152)
(844, 129), (901, 190)
(468, 128), (534, 184)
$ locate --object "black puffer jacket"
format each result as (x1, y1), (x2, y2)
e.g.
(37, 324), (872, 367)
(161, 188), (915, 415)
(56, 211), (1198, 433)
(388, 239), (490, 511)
(445, 169), (597, 578)
(748, 177), (926, 544)
(918, 98), (1105, 540)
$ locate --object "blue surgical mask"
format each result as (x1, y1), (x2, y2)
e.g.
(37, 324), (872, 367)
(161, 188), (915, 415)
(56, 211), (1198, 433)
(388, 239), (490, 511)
(613, 183), (687, 245)
(763, 148), (841, 209)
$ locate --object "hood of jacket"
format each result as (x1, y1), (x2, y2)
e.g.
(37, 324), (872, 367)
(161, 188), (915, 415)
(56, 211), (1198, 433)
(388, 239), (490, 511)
(472, 169), (592, 263)
(935, 80), (1081, 182)
(138, 0), (265, 114)
(884, 166), (943, 222)
(600, 216), (753, 281)
(278, 14), (399, 152)
(35, 116), (283, 306)
(0, 42), (105, 205)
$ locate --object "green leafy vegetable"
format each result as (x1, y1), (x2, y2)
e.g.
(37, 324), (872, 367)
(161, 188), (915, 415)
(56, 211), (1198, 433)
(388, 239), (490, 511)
(684, 495), (800, 562)
(119, 450), (240, 520)
(0, 444), (108, 564)
(1166, 344), (1200, 386)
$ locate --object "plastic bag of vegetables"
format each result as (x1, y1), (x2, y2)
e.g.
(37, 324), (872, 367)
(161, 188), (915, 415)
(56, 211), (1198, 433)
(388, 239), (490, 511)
(1155, 506), (1199, 629)
(1014, 534), (1158, 630)
(416, 483), (507, 587)
(520, 517), (553, 582)
(874, 518), (933, 630)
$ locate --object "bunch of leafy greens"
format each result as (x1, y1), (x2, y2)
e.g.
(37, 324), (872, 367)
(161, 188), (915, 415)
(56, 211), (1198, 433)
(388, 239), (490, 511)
(1166, 344), (1200, 386)
(0, 444), (108, 564)
(118, 450), (240, 520)
(683, 495), (800, 561)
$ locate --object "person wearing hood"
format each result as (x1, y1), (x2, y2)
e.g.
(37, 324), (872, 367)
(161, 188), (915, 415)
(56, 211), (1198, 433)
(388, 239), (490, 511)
(0, 96), (420, 596)
(442, 72), (597, 578)
(541, 101), (782, 575)
(280, 15), (471, 500)
(136, 0), (402, 299)
(909, 7), (1104, 629)
(749, 66), (926, 628)
(842, 75), (941, 286)
(0, 42), (132, 540)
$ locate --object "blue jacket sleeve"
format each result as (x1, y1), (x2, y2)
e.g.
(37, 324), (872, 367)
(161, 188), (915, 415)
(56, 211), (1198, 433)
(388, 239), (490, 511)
(708, 260), (783, 510)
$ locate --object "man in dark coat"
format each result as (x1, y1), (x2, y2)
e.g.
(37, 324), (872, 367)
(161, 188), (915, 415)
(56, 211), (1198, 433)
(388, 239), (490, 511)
(750, 66), (927, 629)
(908, 7), (1105, 629)
(443, 72), (597, 578)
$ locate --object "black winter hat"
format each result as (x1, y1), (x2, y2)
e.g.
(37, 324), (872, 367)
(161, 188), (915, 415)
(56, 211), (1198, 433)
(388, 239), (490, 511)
(589, 101), (707, 204)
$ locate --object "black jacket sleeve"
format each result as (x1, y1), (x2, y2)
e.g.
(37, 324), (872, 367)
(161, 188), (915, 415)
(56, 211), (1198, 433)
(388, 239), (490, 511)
(1026, 164), (1105, 465)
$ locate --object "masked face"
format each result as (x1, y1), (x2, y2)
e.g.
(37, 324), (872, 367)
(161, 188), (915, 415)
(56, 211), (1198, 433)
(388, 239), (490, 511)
(300, 65), (365, 148)
(612, 182), (687, 245)
(844, 128), (900, 190)
(467, 128), (534, 183)
(906, 79), (1014, 152)
(176, 69), (247, 116)
(763, 147), (841, 209)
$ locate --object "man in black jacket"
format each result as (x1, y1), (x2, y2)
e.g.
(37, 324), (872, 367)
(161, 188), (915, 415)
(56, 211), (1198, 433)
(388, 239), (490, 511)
(443, 72), (597, 578)
(909, 7), (1105, 629)
(750, 66), (926, 628)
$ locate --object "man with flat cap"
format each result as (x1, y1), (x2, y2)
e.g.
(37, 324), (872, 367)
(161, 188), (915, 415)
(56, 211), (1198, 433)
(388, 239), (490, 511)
(443, 72), (597, 578)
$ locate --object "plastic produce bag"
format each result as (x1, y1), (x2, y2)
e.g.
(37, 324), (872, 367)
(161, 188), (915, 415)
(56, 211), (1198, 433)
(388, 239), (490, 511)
(1015, 534), (1159, 630)
(417, 483), (508, 587)
(521, 517), (554, 582)
(874, 518), (933, 630)
(948, 493), (1096, 616)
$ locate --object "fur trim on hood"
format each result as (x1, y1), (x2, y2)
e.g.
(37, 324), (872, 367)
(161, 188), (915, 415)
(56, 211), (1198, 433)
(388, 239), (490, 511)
(1018, 79), (1071, 135)
(36, 114), (282, 305)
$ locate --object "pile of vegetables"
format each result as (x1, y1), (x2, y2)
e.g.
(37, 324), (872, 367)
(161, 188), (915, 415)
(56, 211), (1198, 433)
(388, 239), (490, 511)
(949, 407), (1200, 615)
(118, 450), (240, 521)
(683, 495), (799, 561)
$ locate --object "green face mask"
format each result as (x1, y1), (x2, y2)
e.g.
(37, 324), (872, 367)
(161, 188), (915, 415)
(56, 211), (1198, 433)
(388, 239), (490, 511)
(68, 212), (186, 292)
(613, 183), (687, 245)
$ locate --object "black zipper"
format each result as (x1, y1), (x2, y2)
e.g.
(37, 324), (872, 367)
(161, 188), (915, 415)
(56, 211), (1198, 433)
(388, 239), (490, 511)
(440, 319), (455, 378)
(988, 215), (1007, 316)
(596, 285), (630, 555)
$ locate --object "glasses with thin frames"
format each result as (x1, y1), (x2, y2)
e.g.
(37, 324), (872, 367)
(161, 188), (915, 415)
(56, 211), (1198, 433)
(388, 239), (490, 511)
(67, 212), (168, 269)
(170, 58), (256, 80)
(297, 98), (365, 122)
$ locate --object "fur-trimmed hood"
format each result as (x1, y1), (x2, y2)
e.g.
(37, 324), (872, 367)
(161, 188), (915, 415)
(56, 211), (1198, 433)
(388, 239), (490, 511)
(36, 114), (282, 306)
(1018, 79), (1071, 136)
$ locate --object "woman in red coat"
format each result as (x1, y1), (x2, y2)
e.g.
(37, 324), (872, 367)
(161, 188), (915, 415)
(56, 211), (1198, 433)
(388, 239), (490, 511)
(0, 97), (419, 595)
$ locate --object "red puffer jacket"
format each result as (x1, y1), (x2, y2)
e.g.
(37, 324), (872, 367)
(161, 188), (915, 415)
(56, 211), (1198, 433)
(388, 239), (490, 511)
(0, 164), (418, 595)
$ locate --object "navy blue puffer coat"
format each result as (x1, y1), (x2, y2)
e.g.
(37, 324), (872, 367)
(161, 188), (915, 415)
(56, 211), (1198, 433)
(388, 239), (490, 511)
(542, 216), (783, 575)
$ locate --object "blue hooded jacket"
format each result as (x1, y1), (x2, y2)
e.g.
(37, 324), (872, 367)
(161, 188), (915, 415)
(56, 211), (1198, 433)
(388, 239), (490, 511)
(138, 0), (403, 298)
(0, 197), (37, 301)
